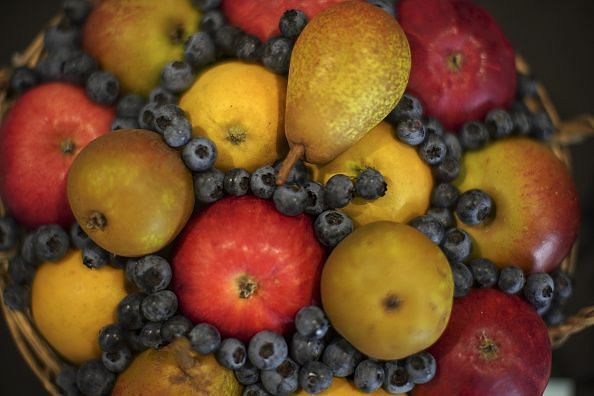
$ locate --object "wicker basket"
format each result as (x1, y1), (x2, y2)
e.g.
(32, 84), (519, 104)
(1, 17), (594, 396)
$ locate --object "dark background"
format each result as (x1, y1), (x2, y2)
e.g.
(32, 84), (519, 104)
(0, 0), (593, 395)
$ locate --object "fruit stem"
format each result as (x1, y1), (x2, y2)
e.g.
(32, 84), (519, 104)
(173, 338), (196, 373)
(60, 139), (76, 155)
(276, 144), (305, 185)
(86, 211), (107, 231)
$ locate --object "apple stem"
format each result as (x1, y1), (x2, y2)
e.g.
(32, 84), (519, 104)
(276, 144), (305, 185)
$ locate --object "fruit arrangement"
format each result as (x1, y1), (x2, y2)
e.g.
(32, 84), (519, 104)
(0, 0), (593, 395)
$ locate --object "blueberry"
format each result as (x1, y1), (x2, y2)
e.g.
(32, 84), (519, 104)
(148, 86), (178, 106)
(279, 10), (308, 38)
(432, 155), (460, 182)
(194, 168), (225, 203)
(21, 232), (39, 265)
(163, 115), (192, 147)
(125, 330), (148, 353)
(261, 358), (300, 394)
(69, 222), (89, 249)
(224, 168), (251, 196)
(354, 359), (384, 393)
(117, 292), (146, 330)
(424, 117), (444, 136)
(552, 271), (572, 302)
(34, 224), (70, 262)
(322, 338), (363, 377)
(383, 361), (415, 393)
(273, 159), (311, 185)
(214, 25), (242, 56)
(62, 51), (97, 85)
(290, 332), (325, 365)
(303, 181), (326, 216)
(531, 111), (554, 141)
(537, 301), (552, 316)
(133, 255), (172, 293)
(459, 121), (489, 150)
(469, 258), (498, 288)
(236, 34), (262, 62)
(388, 94), (423, 124)
(396, 118), (426, 146)
(250, 166), (277, 199)
(76, 360), (115, 396)
(248, 331), (288, 370)
(544, 304), (565, 326)
(262, 37), (293, 74)
(314, 210), (353, 247)
(193, 0), (221, 11)
(456, 189), (494, 225)
(111, 117), (139, 131)
(419, 132), (447, 165)
(183, 137), (218, 172)
(154, 104), (185, 134)
(86, 71), (119, 105)
(102, 347), (132, 373)
(161, 315), (193, 343)
(426, 207), (455, 228)
(8, 256), (35, 285)
(0, 216), (18, 251)
(273, 183), (308, 216)
(82, 242), (110, 269)
(200, 10), (225, 33)
(63, 0), (93, 25)
(138, 102), (160, 131)
(242, 384), (271, 396)
(431, 183), (459, 208)
(125, 259), (139, 284)
(524, 272), (555, 309)
(295, 306), (329, 339)
(516, 73), (537, 98)
(443, 133), (463, 160)
(56, 365), (78, 396)
(299, 361), (333, 394)
(235, 361), (260, 385)
(116, 94), (145, 119)
(140, 321), (164, 349)
(98, 324), (125, 353)
(217, 338), (247, 370)
(324, 174), (354, 209)
(355, 169), (387, 200)
(451, 262), (473, 298)
(409, 215), (445, 245)
(441, 228), (472, 263)
(44, 23), (81, 52)
(161, 60), (194, 93)
(405, 352), (436, 384)
(184, 32), (216, 68)
(485, 108), (513, 138)
(9, 66), (38, 94)
(3, 284), (30, 311)
(367, 0), (396, 16)
(511, 110), (532, 135)
(141, 290), (178, 322)
(497, 266), (525, 294)
(189, 323), (222, 354)
(36, 48), (73, 82)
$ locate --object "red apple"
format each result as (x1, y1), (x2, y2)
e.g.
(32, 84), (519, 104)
(397, 0), (516, 130)
(172, 195), (325, 341)
(0, 83), (114, 229)
(222, 0), (351, 42)
(413, 288), (551, 396)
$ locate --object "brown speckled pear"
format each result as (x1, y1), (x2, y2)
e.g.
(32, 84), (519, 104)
(279, 1), (411, 183)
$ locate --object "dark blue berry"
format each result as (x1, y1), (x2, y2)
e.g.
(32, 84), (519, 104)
(498, 266), (525, 294)
(262, 37), (293, 74)
(102, 347), (132, 373)
(124, 259), (138, 284)
(141, 290), (178, 322)
(185, 32), (216, 68)
(304, 181), (326, 216)
(56, 365), (78, 396)
(443, 133), (463, 160)
(200, 10), (225, 33)
(9, 66), (38, 94)
(324, 174), (354, 209)
(295, 306), (329, 339)
(70, 222), (89, 249)
(214, 25), (242, 56)
(544, 304), (565, 326)
(161, 315), (192, 343)
(117, 292), (146, 330)
(149, 86), (178, 105)
(431, 183), (459, 208)
(355, 169), (387, 200)
(183, 137), (218, 172)
(44, 23), (81, 52)
(409, 215), (445, 245)
(62, 51), (97, 85)
(217, 338), (247, 370)
(469, 258), (498, 288)
(242, 384), (270, 396)
(250, 166), (277, 199)
(86, 71), (119, 105)
(367, 0), (396, 16)
(299, 361), (333, 394)
(396, 118), (426, 146)
(125, 330), (148, 353)
(354, 359), (384, 393)
(516, 73), (537, 98)
(248, 331), (288, 370)
(161, 61), (194, 93)
(224, 168), (251, 196)
(3, 284), (29, 310)
(537, 301), (552, 316)
(116, 94), (145, 119)
(194, 168), (225, 203)
(451, 262), (473, 298)
(456, 189), (494, 225)
(189, 323), (222, 354)
(261, 358), (300, 394)
(441, 228), (472, 263)
(511, 110), (532, 135)
(426, 207), (455, 228)
(76, 360), (115, 396)
(8, 256), (35, 285)
(552, 271), (572, 302)
(314, 210), (353, 247)
(82, 242), (110, 269)
(235, 361), (260, 385)
(98, 324), (125, 353)
(389, 94), (423, 124)
(111, 117), (139, 131)
(432, 155), (460, 182)
(236, 34), (262, 62)
(273, 159), (311, 185)
(322, 338), (363, 377)
(419, 132), (447, 165)
(138, 103), (160, 131)
(154, 104), (184, 134)
(0, 217), (18, 251)
(193, 0), (221, 11)
(290, 333), (325, 365)
(424, 117), (444, 136)
(405, 352), (436, 384)
(531, 111), (554, 141)
(34, 224), (70, 262)
(383, 361), (414, 393)
(459, 121), (489, 150)
(133, 255), (172, 293)
(524, 272), (555, 309)
(21, 232), (38, 265)
(36, 48), (73, 82)
(63, 0), (93, 25)
(163, 116), (192, 147)
(273, 183), (308, 216)
(279, 10), (308, 38)
(140, 321), (164, 349)
(485, 108), (513, 138)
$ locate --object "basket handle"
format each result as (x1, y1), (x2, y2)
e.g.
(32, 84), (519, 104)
(554, 115), (594, 146)
(549, 305), (594, 348)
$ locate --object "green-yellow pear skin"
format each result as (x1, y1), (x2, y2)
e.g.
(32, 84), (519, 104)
(83, 0), (200, 96)
(285, 1), (411, 165)
(112, 337), (242, 396)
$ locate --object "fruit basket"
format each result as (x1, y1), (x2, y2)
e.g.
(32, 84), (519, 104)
(1, 1), (594, 395)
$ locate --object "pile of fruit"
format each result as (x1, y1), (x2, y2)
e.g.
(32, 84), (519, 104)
(0, 0), (583, 395)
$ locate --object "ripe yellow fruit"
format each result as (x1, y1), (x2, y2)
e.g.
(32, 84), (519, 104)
(321, 222), (453, 360)
(294, 377), (400, 395)
(31, 250), (128, 364)
(180, 61), (288, 172)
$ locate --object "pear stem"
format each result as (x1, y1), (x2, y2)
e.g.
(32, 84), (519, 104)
(276, 144), (305, 185)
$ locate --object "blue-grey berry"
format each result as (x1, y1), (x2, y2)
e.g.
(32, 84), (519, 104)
(235, 34), (262, 62)
(469, 258), (499, 288)
(290, 332), (325, 365)
(248, 331), (288, 370)
(183, 137), (218, 172)
(524, 272), (555, 309)
(355, 169), (387, 200)
(102, 347), (132, 373)
(0, 217), (18, 252)
(443, 133), (463, 160)
(149, 86), (178, 106)
(441, 228), (472, 263)
(140, 321), (164, 349)
(431, 183), (459, 208)
(262, 37), (293, 74)
(299, 360), (333, 394)
(200, 10), (225, 33)
(273, 183), (308, 216)
(456, 189), (494, 225)
(117, 292), (146, 330)
(497, 266), (525, 294)
(76, 360), (115, 396)
(324, 174), (354, 209)
(451, 262), (473, 298)
(184, 32), (216, 67)
(485, 108), (513, 138)
(98, 324), (125, 353)
(161, 315), (192, 343)
(34, 224), (70, 262)
(388, 94), (423, 124)
(419, 133), (447, 165)
(295, 306), (329, 339)
(62, 51), (97, 85)
(86, 71), (119, 105)
(459, 121), (489, 150)
(405, 352), (436, 384)
(322, 338), (362, 377)
(261, 358), (300, 395)
(9, 66), (38, 94)
(189, 323), (222, 354)
(432, 155), (460, 182)
(116, 94), (145, 119)
(224, 168), (251, 196)
(133, 255), (172, 293)
(3, 284), (30, 311)
(427, 207), (455, 228)
(217, 338), (247, 370)
(82, 242), (110, 269)
(161, 61), (194, 93)
(235, 361), (260, 385)
(8, 256), (35, 285)
(314, 210), (353, 247)
(409, 215), (445, 245)
(141, 290), (178, 322)
(354, 359), (384, 393)
(396, 118), (426, 146)
(194, 168), (225, 204)
(279, 10), (308, 38)
(304, 181), (326, 216)
(250, 166), (277, 199)
(383, 361), (414, 393)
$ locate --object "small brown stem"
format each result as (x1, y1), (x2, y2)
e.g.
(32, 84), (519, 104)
(276, 144), (305, 185)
